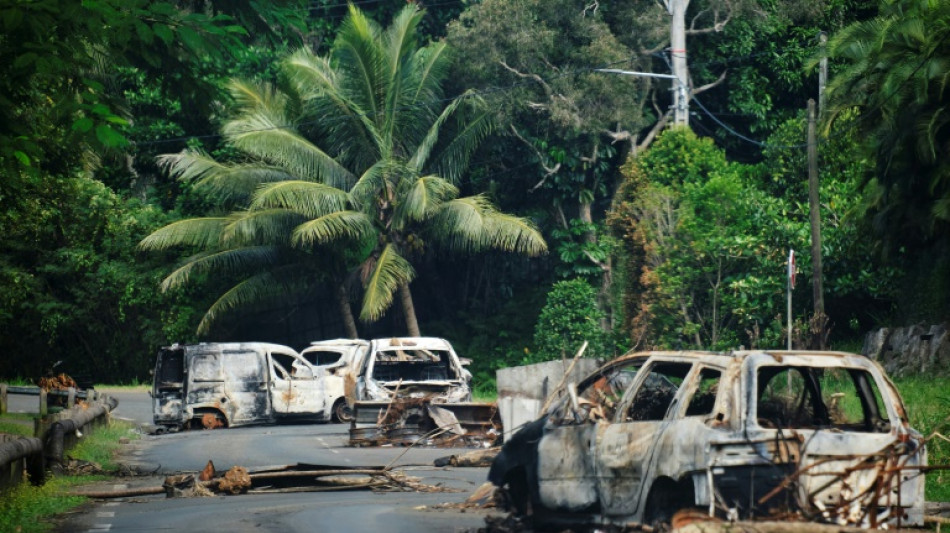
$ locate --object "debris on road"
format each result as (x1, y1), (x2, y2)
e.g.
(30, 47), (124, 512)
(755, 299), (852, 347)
(349, 397), (500, 447)
(434, 448), (500, 468)
(73, 462), (462, 499)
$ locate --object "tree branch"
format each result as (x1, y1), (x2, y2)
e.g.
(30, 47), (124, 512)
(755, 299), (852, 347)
(691, 69), (727, 96)
(500, 60), (551, 95)
(510, 125), (561, 192)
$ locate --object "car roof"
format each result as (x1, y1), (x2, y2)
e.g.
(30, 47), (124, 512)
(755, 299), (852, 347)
(598, 349), (873, 374)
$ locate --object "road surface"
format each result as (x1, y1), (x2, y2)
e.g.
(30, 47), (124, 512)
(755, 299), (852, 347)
(54, 388), (499, 533)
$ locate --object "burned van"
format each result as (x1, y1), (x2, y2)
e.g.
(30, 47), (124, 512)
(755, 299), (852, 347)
(151, 342), (332, 430)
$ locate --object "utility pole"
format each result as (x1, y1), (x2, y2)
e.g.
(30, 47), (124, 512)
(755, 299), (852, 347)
(666, 0), (690, 126)
(807, 99), (825, 348)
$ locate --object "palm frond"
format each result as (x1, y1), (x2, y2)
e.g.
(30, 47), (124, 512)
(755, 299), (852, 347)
(223, 110), (356, 189)
(160, 246), (283, 292)
(196, 267), (310, 335)
(334, 5), (385, 126)
(293, 211), (376, 247)
(157, 151), (292, 203)
(430, 104), (494, 183)
(284, 48), (382, 157)
(407, 92), (467, 173)
(349, 159), (392, 207)
(226, 79), (287, 113)
(223, 209), (307, 246)
(428, 196), (548, 256)
(138, 218), (229, 251)
(251, 181), (352, 218)
(392, 175), (458, 229)
(360, 244), (415, 321)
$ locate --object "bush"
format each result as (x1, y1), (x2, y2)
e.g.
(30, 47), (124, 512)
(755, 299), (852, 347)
(531, 278), (608, 363)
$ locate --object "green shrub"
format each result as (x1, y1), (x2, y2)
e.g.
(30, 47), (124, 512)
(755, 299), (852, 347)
(531, 278), (608, 363)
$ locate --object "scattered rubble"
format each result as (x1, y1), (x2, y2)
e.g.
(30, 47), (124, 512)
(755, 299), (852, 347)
(72, 462), (462, 499)
(349, 397), (500, 447)
(434, 448), (500, 468)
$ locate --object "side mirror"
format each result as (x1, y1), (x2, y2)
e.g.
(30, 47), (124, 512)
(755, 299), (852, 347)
(458, 357), (472, 367)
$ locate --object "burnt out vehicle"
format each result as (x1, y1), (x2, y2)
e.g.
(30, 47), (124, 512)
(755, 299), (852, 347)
(152, 342), (333, 430)
(299, 339), (370, 422)
(489, 350), (926, 529)
(354, 337), (472, 403)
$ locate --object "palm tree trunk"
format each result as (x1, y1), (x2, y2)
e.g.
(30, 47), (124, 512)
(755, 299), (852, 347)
(399, 282), (421, 336)
(337, 283), (359, 339)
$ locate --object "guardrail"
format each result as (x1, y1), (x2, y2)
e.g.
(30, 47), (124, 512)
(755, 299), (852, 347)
(0, 384), (117, 489)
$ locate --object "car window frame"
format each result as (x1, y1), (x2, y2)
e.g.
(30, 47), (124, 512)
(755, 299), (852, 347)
(615, 358), (697, 423)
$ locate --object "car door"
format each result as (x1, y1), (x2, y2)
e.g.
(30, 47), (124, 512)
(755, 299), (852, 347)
(269, 347), (327, 416)
(535, 357), (646, 512)
(595, 360), (695, 516)
(218, 347), (270, 424)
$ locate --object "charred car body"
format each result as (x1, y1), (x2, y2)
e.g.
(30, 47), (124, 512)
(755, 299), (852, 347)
(489, 350), (926, 529)
(152, 342), (335, 430)
(299, 339), (369, 422)
(353, 337), (472, 403)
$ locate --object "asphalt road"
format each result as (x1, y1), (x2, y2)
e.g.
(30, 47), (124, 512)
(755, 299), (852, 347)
(54, 388), (499, 533)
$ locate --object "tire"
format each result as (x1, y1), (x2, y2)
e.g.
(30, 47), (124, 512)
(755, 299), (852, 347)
(332, 398), (353, 423)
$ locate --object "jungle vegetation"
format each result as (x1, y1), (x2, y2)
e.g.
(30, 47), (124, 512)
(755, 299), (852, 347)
(1, 0), (947, 384)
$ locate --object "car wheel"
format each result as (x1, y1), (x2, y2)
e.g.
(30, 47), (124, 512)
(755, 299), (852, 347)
(332, 398), (353, 423)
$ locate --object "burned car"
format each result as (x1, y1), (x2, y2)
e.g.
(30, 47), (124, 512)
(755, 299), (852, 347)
(354, 337), (472, 403)
(152, 342), (333, 430)
(299, 339), (369, 422)
(489, 350), (926, 529)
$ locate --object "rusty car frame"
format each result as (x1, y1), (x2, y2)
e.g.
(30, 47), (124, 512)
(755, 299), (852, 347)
(152, 342), (335, 430)
(488, 350), (926, 529)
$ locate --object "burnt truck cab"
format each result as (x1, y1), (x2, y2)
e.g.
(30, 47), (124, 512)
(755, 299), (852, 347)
(152, 342), (332, 430)
(354, 337), (472, 403)
(489, 350), (926, 529)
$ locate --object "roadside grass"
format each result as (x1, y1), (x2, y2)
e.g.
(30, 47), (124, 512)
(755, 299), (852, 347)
(94, 382), (149, 391)
(0, 414), (36, 437)
(472, 389), (497, 403)
(0, 419), (137, 533)
(891, 375), (950, 502)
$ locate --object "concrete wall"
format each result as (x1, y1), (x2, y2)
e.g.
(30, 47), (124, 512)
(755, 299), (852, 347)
(496, 358), (601, 441)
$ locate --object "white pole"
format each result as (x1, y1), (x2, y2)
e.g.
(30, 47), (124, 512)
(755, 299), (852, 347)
(787, 249), (795, 350)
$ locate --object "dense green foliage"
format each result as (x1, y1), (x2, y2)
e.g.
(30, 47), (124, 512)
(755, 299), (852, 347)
(0, 0), (947, 383)
(531, 278), (610, 363)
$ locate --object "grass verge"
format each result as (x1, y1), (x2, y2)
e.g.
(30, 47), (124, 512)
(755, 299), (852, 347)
(0, 418), (137, 533)
(892, 375), (950, 502)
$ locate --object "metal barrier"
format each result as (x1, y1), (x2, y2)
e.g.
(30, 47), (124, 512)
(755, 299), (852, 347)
(0, 384), (117, 489)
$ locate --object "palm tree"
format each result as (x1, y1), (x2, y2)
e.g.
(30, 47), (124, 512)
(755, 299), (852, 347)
(141, 4), (546, 336)
(824, 0), (950, 235)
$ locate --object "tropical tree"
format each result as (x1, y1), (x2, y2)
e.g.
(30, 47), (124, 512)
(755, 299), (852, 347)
(141, 4), (547, 337)
(824, 0), (950, 236)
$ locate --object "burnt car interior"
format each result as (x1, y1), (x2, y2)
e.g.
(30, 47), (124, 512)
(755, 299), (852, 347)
(757, 366), (891, 432)
(372, 349), (457, 382)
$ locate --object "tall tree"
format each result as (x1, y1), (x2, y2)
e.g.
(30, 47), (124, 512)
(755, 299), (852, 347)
(142, 5), (547, 337)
